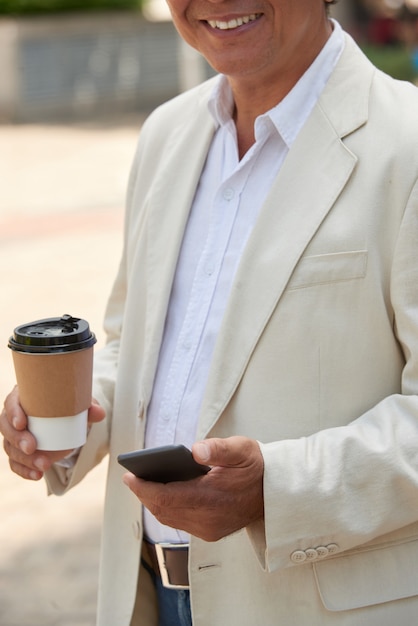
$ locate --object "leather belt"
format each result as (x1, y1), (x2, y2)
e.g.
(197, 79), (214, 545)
(144, 540), (189, 590)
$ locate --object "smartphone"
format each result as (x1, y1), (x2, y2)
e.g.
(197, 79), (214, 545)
(117, 444), (210, 483)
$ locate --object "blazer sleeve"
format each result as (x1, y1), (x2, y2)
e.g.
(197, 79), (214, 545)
(249, 177), (418, 572)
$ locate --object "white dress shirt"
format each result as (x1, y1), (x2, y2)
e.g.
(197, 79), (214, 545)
(144, 20), (344, 544)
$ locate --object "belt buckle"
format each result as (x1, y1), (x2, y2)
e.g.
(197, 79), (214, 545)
(155, 542), (190, 590)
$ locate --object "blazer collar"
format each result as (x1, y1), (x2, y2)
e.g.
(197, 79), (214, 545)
(319, 32), (374, 138)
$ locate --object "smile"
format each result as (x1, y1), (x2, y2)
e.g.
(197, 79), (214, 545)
(206, 13), (261, 31)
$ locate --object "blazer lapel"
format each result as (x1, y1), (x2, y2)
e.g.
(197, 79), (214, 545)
(198, 36), (373, 437)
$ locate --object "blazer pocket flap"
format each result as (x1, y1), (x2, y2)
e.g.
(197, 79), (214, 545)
(289, 250), (368, 289)
(313, 540), (418, 611)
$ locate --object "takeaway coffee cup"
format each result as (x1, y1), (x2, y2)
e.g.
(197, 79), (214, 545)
(8, 314), (96, 451)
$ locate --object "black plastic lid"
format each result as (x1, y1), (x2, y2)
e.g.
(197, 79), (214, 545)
(8, 314), (96, 354)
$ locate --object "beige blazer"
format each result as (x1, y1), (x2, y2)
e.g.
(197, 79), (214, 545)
(47, 33), (418, 625)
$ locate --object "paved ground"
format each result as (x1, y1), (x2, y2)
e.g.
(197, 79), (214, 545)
(0, 115), (145, 626)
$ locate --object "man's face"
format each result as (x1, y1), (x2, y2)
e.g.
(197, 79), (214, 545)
(166, 0), (331, 86)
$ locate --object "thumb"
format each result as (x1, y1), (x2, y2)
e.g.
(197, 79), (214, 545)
(192, 436), (253, 468)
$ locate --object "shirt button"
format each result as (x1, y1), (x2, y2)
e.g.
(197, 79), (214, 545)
(305, 548), (318, 561)
(290, 550), (307, 564)
(223, 187), (234, 201)
(316, 546), (329, 558)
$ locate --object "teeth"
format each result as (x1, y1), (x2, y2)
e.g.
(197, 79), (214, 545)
(207, 13), (259, 30)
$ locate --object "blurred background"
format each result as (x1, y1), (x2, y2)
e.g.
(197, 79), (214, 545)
(0, 0), (417, 125)
(0, 1), (417, 625)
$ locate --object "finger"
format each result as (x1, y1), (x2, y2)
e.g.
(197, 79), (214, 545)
(193, 436), (260, 468)
(122, 474), (191, 523)
(1, 407), (37, 457)
(122, 470), (248, 542)
(3, 436), (51, 476)
(122, 473), (181, 512)
(3, 418), (72, 478)
(87, 400), (106, 424)
(122, 473), (153, 507)
(4, 434), (74, 475)
(2, 386), (27, 432)
(8, 459), (44, 481)
(1, 386), (33, 451)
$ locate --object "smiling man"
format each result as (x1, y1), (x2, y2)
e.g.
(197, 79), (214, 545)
(2, 0), (418, 624)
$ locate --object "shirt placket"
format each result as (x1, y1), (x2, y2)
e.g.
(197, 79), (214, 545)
(154, 182), (242, 445)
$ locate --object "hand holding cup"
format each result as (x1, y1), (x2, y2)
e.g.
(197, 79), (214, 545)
(1, 387), (105, 480)
(1, 314), (106, 480)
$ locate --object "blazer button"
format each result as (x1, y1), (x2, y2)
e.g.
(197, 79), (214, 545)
(132, 520), (141, 540)
(305, 548), (318, 561)
(327, 543), (339, 554)
(137, 400), (145, 420)
(290, 550), (307, 564)
(316, 546), (329, 558)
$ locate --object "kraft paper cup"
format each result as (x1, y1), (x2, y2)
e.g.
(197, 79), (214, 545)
(8, 314), (96, 451)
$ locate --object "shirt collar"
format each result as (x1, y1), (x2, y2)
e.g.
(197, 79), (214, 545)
(208, 19), (345, 148)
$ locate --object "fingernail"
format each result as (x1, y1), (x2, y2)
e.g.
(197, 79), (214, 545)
(34, 457), (48, 472)
(19, 438), (31, 455)
(195, 442), (210, 462)
(12, 415), (21, 429)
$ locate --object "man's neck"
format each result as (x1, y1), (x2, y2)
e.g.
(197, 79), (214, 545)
(230, 80), (293, 159)
(228, 20), (334, 159)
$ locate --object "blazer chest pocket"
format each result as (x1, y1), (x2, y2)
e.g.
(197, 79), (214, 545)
(313, 538), (418, 611)
(288, 250), (368, 290)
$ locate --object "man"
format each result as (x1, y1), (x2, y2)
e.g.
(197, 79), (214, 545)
(2, 0), (418, 623)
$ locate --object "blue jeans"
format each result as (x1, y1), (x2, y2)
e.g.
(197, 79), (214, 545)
(141, 558), (192, 626)
(155, 576), (192, 626)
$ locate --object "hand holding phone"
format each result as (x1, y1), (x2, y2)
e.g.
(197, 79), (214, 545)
(117, 444), (210, 483)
